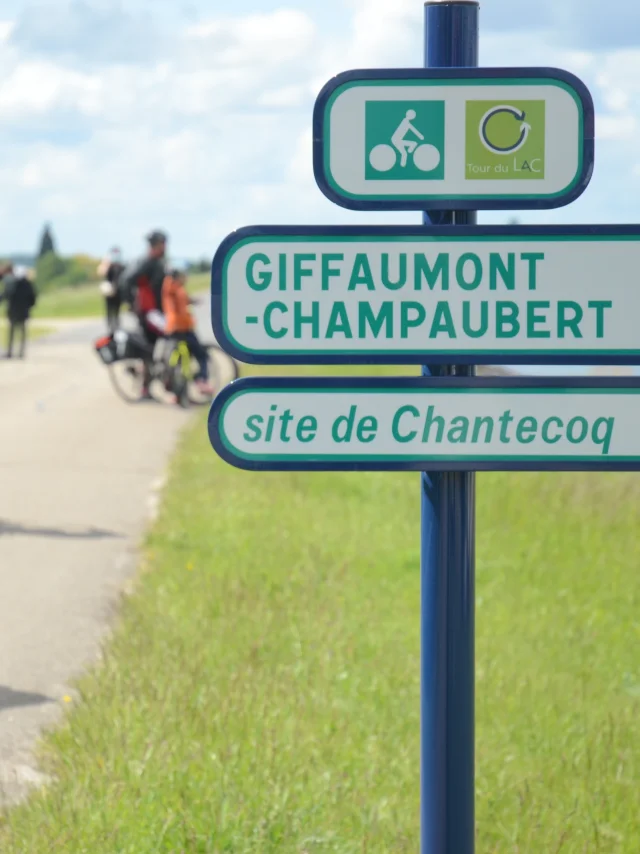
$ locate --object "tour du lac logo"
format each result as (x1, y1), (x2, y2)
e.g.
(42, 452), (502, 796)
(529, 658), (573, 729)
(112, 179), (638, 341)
(365, 100), (445, 181)
(465, 100), (546, 180)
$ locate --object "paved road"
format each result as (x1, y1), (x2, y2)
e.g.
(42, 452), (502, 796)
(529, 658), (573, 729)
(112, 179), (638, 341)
(0, 301), (214, 804)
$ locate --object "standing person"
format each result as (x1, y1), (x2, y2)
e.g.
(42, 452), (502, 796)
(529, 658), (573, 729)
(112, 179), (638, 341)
(0, 265), (37, 359)
(97, 247), (125, 333)
(0, 265), (9, 317)
(121, 231), (169, 399)
(162, 266), (214, 396)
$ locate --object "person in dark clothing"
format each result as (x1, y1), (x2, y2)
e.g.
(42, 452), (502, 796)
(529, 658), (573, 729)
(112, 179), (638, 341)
(121, 231), (168, 398)
(0, 265), (37, 359)
(98, 247), (125, 333)
(121, 231), (168, 320)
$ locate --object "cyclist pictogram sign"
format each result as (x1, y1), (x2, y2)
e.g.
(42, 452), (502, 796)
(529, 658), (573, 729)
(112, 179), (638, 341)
(313, 67), (594, 211)
(365, 102), (445, 180)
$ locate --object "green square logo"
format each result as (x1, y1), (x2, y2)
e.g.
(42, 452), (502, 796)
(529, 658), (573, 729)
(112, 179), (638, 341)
(465, 100), (546, 180)
(365, 100), (445, 181)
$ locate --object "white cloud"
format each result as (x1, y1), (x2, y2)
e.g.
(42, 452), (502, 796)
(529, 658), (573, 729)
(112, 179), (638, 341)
(602, 87), (630, 112)
(342, 0), (420, 67)
(10, 2), (165, 66)
(258, 85), (309, 108)
(313, 0), (420, 89)
(185, 9), (317, 67)
(287, 127), (314, 185)
(0, 61), (99, 120)
(598, 114), (637, 139)
(483, 0), (640, 49)
(552, 0), (640, 49)
(1, 0), (640, 259)
(22, 163), (41, 188)
(589, 50), (640, 140)
(0, 4), (325, 255)
(0, 20), (14, 41)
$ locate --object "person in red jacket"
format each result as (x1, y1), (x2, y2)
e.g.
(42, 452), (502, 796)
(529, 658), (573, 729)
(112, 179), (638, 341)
(121, 230), (168, 398)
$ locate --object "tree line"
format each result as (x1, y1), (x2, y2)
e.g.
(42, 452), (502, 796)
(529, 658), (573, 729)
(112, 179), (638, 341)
(2, 223), (220, 292)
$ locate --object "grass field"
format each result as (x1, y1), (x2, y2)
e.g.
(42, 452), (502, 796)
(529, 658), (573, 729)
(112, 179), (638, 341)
(0, 366), (639, 852)
(33, 284), (107, 320)
(33, 272), (210, 320)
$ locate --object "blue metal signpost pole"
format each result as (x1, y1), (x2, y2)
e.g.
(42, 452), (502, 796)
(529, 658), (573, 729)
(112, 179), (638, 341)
(421, 2), (479, 853)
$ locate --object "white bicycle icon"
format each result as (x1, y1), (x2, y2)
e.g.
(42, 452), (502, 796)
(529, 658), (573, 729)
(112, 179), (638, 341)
(369, 109), (442, 174)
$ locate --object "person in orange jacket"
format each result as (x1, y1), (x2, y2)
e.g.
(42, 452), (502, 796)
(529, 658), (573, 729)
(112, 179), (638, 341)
(162, 267), (214, 396)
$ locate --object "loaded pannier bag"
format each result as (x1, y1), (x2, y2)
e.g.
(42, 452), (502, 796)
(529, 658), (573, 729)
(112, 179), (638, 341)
(94, 334), (117, 365)
(94, 330), (149, 364)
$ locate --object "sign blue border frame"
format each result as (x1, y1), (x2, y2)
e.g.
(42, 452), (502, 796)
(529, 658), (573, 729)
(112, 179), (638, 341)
(211, 223), (640, 367)
(312, 67), (595, 212)
(209, 376), (640, 474)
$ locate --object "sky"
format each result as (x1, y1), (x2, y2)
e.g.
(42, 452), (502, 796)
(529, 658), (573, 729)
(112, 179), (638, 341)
(1, 0), (640, 262)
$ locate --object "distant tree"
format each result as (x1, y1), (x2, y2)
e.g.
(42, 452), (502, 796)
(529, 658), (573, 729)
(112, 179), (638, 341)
(38, 223), (56, 259)
(186, 259), (208, 274)
(35, 252), (101, 292)
(35, 251), (66, 290)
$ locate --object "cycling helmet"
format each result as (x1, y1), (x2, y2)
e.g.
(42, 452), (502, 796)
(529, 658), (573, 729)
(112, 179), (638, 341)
(146, 229), (168, 247)
(168, 259), (189, 278)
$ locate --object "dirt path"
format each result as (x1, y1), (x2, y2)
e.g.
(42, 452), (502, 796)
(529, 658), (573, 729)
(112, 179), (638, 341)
(0, 320), (196, 803)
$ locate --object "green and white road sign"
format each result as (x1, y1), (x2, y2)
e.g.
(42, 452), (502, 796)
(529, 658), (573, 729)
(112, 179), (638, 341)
(313, 68), (594, 210)
(211, 225), (640, 367)
(209, 379), (640, 472)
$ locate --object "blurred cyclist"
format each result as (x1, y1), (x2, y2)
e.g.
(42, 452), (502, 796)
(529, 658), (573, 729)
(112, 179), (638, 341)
(121, 230), (168, 398)
(162, 266), (214, 397)
(97, 246), (125, 333)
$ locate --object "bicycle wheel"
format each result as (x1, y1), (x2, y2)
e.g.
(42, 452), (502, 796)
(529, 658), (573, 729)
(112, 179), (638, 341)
(211, 345), (239, 385)
(108, 359), (146, 403)
(413, 143), (441, 172)
(188, 345), (239, 405)
(172, 363), (191, 409)
(162, 341), (191, 409)
(369, 143), (397, 173)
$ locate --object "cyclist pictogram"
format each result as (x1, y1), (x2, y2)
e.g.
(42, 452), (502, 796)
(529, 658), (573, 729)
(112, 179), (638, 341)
(369, 109), (442, 173)
(365, 100), (445, 182)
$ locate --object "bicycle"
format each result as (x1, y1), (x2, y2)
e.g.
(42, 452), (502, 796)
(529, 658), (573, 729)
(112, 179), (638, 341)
(369, 141), (441, 173)
(95, 328), (239, 407)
